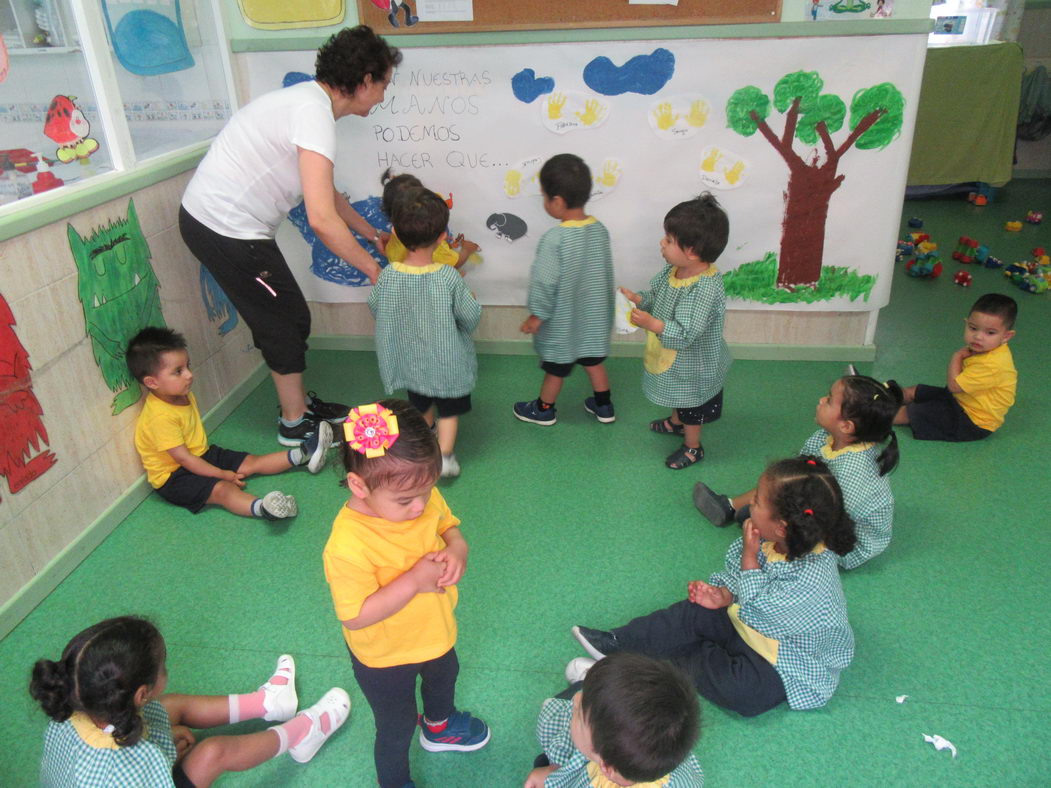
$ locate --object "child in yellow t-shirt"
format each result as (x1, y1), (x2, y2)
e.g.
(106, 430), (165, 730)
(322, 399), (490, 788)
(127, 327), (331, 519)
(894, 293), (1018, 441)
(376, 168), (479, 273)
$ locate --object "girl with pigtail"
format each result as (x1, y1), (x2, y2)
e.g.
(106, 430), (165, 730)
(695, 374), (903, 569)
(572, 456), (856, 717)
(30, 616), (349, 787)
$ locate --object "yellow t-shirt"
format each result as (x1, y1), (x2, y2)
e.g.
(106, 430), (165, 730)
(134, 393), (208, 488)
(322, 488), (460, 668)
(385, 231), (459, 267)
(953, 343), (1017, 431)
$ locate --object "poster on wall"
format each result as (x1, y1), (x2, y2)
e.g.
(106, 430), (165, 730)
(245, 35), (926, 311)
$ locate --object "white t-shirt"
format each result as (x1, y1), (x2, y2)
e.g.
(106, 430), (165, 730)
(182, 81), (337, 240)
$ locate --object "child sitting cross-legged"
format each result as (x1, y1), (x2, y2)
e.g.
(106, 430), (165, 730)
(525, 652), (703, 788)
(128, 327), (332, 520)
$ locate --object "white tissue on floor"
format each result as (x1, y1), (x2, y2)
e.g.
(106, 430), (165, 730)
(895, 695), (908, 703)
(922, 734), (957, 758)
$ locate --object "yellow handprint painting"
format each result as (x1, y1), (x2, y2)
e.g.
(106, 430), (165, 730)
(540, 91), (610, 134)
(647, 94), (711, 140)
(504, 170), (523, 198)
(503, 155), (544, 199)
(698, 145), (749, 190)
(590, 158), (624, 200)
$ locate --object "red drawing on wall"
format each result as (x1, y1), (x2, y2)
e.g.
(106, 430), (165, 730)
(44, 95), (100, 164)
(0, 292), (57, 501)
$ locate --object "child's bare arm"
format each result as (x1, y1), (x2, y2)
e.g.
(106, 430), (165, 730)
(946, 347), (971, 393)
(433, 527), (468, 587)
(167, 445), (244, 487)
(340, 554), (446, 631)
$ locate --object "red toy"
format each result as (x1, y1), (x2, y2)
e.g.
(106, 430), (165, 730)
(952, 236), (979, 263)
(953, 270), (973, 287)
(1025, 210), (1043, 224)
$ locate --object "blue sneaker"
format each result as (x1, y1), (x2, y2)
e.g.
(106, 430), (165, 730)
(418, 711), (491, 752)
(513, 399), (557, 425)
(583, 397), (615, 423)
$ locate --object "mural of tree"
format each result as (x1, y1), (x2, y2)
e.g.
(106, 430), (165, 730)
(726, 71), (904, 289)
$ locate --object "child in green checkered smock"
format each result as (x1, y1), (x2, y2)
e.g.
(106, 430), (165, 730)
(514, 154), (615, 428)
(695, 375), (903, 570)
(525, 653), (703, 788)
(369, 186), (481, 478)
(573, 457), (856, 715)
(621, 194), (731, 470)
(32, 617), (350, 787)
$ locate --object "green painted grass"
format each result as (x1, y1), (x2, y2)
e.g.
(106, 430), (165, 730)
(724, 252), (877, 303)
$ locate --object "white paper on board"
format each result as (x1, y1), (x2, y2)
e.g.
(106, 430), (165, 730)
(417, 0), (474, 22)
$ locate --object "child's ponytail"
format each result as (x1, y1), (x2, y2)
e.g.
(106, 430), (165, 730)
(766, 456), (857, 560)
(29, 617), (165, 747)
(840, 375), (904, 476)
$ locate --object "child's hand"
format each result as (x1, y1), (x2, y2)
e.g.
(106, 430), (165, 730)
(375, 231), (391, 255)
(954, 346), (975, 361)
(741, 519), (762, 569)
(525, 764), (559, 787)
(688, 580), (732, 609)
(171, 725), (196, 761)
(432, 539), (467, 587)
(411, 553), (447, 594)
(520, 315), (543, 334)
(221, 470), (246, 488)
(460, 239), (480, 255)
(630, 308), (663, 334)
(618, 286), (642, 305)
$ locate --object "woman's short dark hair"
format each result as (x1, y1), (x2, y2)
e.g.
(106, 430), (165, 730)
(315, 25), (401, 95)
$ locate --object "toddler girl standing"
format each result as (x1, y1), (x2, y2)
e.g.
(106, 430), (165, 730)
(323, 400), (490, 788)
(573, 456), (856, 716)
(31, 616), (349, 787)
(695, 374), (902, 569)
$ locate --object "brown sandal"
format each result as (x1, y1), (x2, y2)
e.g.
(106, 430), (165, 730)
(649, 418), (685, 436)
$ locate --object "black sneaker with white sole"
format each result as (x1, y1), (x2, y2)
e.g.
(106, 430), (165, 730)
(306, 391), (350, 424)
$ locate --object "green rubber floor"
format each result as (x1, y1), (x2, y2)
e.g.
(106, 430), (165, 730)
(1, 180), (1048, 786)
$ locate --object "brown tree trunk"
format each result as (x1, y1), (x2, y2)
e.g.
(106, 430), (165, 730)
(777, 163), (842, 289)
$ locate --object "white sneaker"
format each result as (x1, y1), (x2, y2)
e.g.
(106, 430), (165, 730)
(565, 657), (596, 684)
(261, 491), (297, 519)
(288, 688), (352, 764)
(261, 654), (298, 722)
(441, 453), (461, 478)
(306, 421), (332, 474)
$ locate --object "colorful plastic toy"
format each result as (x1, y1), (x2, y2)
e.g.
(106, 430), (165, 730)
(907, 217), (924, 229)
(1017, 274), (1048, 294)
(1005, 221), (1023, 232)
(953, 270), (972, 287)
(909, 232), (930, 245)
(973, 244), (991, 265)
(983, 255), (1004, 269)
(906, 242), (942, 278)
(1025, 210), (1043, 224)
(967, 183), (994, 206)
(895, 239), (915, 262)
(952, 236), (979, 263)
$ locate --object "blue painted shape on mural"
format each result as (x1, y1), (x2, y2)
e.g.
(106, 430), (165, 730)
(288, 196), (388, 287)
(283, 71), (314, 88)
(102, 0), (194, 77)
(583, 48), (675, 96)
(199, 265), (238, 336)
(511, 68), (555, 103)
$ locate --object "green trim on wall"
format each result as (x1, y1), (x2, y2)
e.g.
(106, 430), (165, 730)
(231, 19), (934, 52)
(0, 145), (208, 243)
(0, 361), (268, 641)
(309, 334), (876, 361)
(1014, 168), (1051, 179)
(1025, 0), (1051, 10)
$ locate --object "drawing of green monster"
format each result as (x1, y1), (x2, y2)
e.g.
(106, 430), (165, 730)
(67, 199), (165, 415)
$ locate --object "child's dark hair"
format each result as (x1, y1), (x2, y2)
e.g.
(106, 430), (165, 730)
(340, 398), (441, 490)
(29, 616), (166, 747)
(839, 375), (904, 475)
(315, 25), (401, 96)
(580, 652), (700, 782)
(970, 292), (1018, 330)
(125, 327), (186, 383)
(764, 456), (856, 560)
(539, 153), (591, 209)
(380, 167), (423, 218)
(390, 187), (449, 251)
(663, 192), (729, 262)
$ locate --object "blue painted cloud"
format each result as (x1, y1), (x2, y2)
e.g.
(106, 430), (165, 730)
(282, 71), (314, 88)
(511, 68), (555, 103)
(583, 48), (675, 96)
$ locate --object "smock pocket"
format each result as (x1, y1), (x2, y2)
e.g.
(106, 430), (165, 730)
(643, 330), (677, 374)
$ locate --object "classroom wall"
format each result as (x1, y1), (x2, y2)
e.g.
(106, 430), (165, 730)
(1016, 5), (1051, 176)
(0, 171), (262, 617)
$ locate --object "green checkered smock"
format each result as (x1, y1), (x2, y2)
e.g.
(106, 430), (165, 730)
(638, 265), (731, 409)
(535, 697), (704, 787)
(528, 219), (614, 364)
(41, 700), (177, 787)
(368, 262), (481, 398)
(709, 537), (854, 711)
(801, 429), (895, 571)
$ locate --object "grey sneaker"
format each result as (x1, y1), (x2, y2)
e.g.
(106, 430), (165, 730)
(441, 453), (461, 478)
(260, 491), (298, 520)
(692, 482), (735, 527)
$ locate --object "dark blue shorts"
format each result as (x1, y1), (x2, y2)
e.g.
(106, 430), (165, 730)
(155, 444), (250, 513)
(906, 384), (991, 442)
(676, 389), (725, 426)
(540, 356), (606, 378)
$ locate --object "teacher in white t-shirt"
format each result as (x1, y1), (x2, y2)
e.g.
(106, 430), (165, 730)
(179, 26), (400, 447)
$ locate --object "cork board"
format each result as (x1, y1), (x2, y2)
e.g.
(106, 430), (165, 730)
(355, 0), (781, 34)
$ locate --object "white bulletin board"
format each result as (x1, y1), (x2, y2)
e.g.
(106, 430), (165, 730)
(243, 34), (926, 310)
